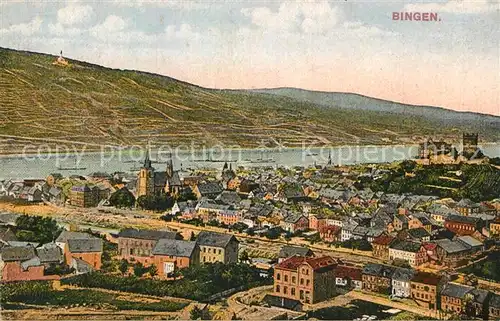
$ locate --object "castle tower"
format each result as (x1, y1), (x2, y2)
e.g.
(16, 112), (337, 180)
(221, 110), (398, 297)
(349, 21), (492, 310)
(137, 150), (155, 197)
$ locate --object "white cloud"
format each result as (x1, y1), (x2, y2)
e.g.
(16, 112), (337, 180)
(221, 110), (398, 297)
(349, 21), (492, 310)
(101, 15), (127, 32)
(0, 16), (43, 36)
(241, 1), (341, 34)
(111, 0), (209, 10)
(57, 4), (93, 26)
(404, 0), (497, 14)
(165, 23), (200, 40)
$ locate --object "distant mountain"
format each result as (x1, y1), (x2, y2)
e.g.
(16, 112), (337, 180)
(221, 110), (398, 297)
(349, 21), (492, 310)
(251, 88), (499, 125)
(0, 47), (498, 154)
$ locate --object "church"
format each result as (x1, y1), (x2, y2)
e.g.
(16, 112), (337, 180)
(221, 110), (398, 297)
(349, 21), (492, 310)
(136, 151), (182, 197)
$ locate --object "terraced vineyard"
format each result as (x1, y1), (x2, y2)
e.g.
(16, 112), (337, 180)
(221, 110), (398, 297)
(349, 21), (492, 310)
(0, 47), (498, 153)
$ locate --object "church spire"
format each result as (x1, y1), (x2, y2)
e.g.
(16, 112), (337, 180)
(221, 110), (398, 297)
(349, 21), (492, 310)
(143, 149), (152, 168)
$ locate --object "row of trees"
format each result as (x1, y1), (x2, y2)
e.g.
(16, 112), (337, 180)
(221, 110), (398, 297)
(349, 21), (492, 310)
(109, 187), (197, 211)
(61, 263), (269, 302)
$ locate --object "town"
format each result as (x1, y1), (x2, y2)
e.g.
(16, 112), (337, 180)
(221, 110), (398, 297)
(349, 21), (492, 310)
(0, 133), (499, 320)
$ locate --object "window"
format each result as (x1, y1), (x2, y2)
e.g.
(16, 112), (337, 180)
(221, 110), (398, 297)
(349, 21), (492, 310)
(218, 249), (222, 254)
(306, 279), (310, 286)
(130, 249), (133, 255)
(276, 285), (280, 293)
(291, 288), (296, 295)
(300, 290), (304, 299)
(300, 278), (304, 285)
(284, 275), (288, 282)
(284, 286), (288, 294)
(277, 273), (281, 280)
(292, 276), (296, 283)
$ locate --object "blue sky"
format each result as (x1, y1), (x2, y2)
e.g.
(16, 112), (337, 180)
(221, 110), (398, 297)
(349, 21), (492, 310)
(0, 0), (498, 115)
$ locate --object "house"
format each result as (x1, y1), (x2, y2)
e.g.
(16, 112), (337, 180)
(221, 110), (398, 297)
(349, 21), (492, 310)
(410, 272), (444, 310)
(278, 245), (314, 263)
(427, 204), (458, 225)
(27, 186), (43, 202)
(117, 228), (180, 265)
(273, 256), (337, 304)
(469, 288), (491, 320)
(335, 264), (363, 290)
(65, 238), (103, 270)
(407, 227), (431, 242)
(434, 239), (470, 267)
(0, 226), (17, 244)
(281, 213), (309, 233)
(362, 263), (395, 294)
(196, 231), (239, 264)
(193, 182), (223, 199)
(389, 240), (427, 267)
(456, 235), (483, 252)
(340, 221), (357, 241)
(440, 282), (474, 315)
(70, 185), (99, 208)
(391, 267), (415, 298)
(55, 231), (98, 252)
(371, 234), (395, 261)
(48, 186), (63, 204)
(0, 245), (58, 282)
(319, 225), (341, 242)
(444, 214), (483, 236)
(489, 292), (500, 320)
(408, 213), (433, 233)
(36, 243), (64, 266)
(489, 217), (500, 236)
(455, 198), (480, 216)
(152, 239), (199, 277)
(393, 214), (409, 231)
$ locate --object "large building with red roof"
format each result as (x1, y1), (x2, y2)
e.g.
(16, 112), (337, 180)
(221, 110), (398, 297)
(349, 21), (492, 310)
(371, 234), (395, 261)
(273, 255), (337, 304)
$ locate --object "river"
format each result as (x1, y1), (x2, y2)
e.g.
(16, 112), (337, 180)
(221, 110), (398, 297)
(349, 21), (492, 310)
(0, 144), (499, 180)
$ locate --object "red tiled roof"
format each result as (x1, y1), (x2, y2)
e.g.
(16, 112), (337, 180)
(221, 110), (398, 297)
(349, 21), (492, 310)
(411, 271), (442, 285)
(319, 225), (341, 233)
(275, 256), (306, 270)
(423, 242), (437, 251)
(336, 265), (362, 280)
(275, 255), (336, 271)
(306, 256), (336, 270)
(372, 234), (394, 246)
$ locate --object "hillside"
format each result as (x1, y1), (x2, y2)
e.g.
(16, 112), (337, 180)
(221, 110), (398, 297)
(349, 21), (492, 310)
(0, 47), (498, 154)
(252, 88), (499, 125)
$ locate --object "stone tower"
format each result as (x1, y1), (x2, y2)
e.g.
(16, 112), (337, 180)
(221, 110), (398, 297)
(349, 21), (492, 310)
(137, 150), (155, 197)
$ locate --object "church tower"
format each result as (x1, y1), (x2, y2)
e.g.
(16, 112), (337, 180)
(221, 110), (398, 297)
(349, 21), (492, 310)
(137, 150), (155, 197)
(166, 153), (174, 178)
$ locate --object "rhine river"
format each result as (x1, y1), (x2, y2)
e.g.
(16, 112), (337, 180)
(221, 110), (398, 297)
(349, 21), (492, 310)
(0, 144), (499, 180)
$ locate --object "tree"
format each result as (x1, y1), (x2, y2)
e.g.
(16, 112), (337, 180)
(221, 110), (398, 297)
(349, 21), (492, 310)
(190, 306), (203, 320)
(149, 264), (158, 277)
(133, 262), (148, 277)
(109, 187), (136, 208)
(15, 215), (62, 244)
(119, 259), (129, 275)
(239, 250), (251, 264)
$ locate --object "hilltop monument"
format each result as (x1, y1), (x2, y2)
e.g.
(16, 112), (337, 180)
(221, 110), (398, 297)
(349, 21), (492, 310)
(52, 50), (69, 66)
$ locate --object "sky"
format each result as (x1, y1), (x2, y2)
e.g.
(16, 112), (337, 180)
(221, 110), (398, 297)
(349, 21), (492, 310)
(0, 0), (499, 116)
